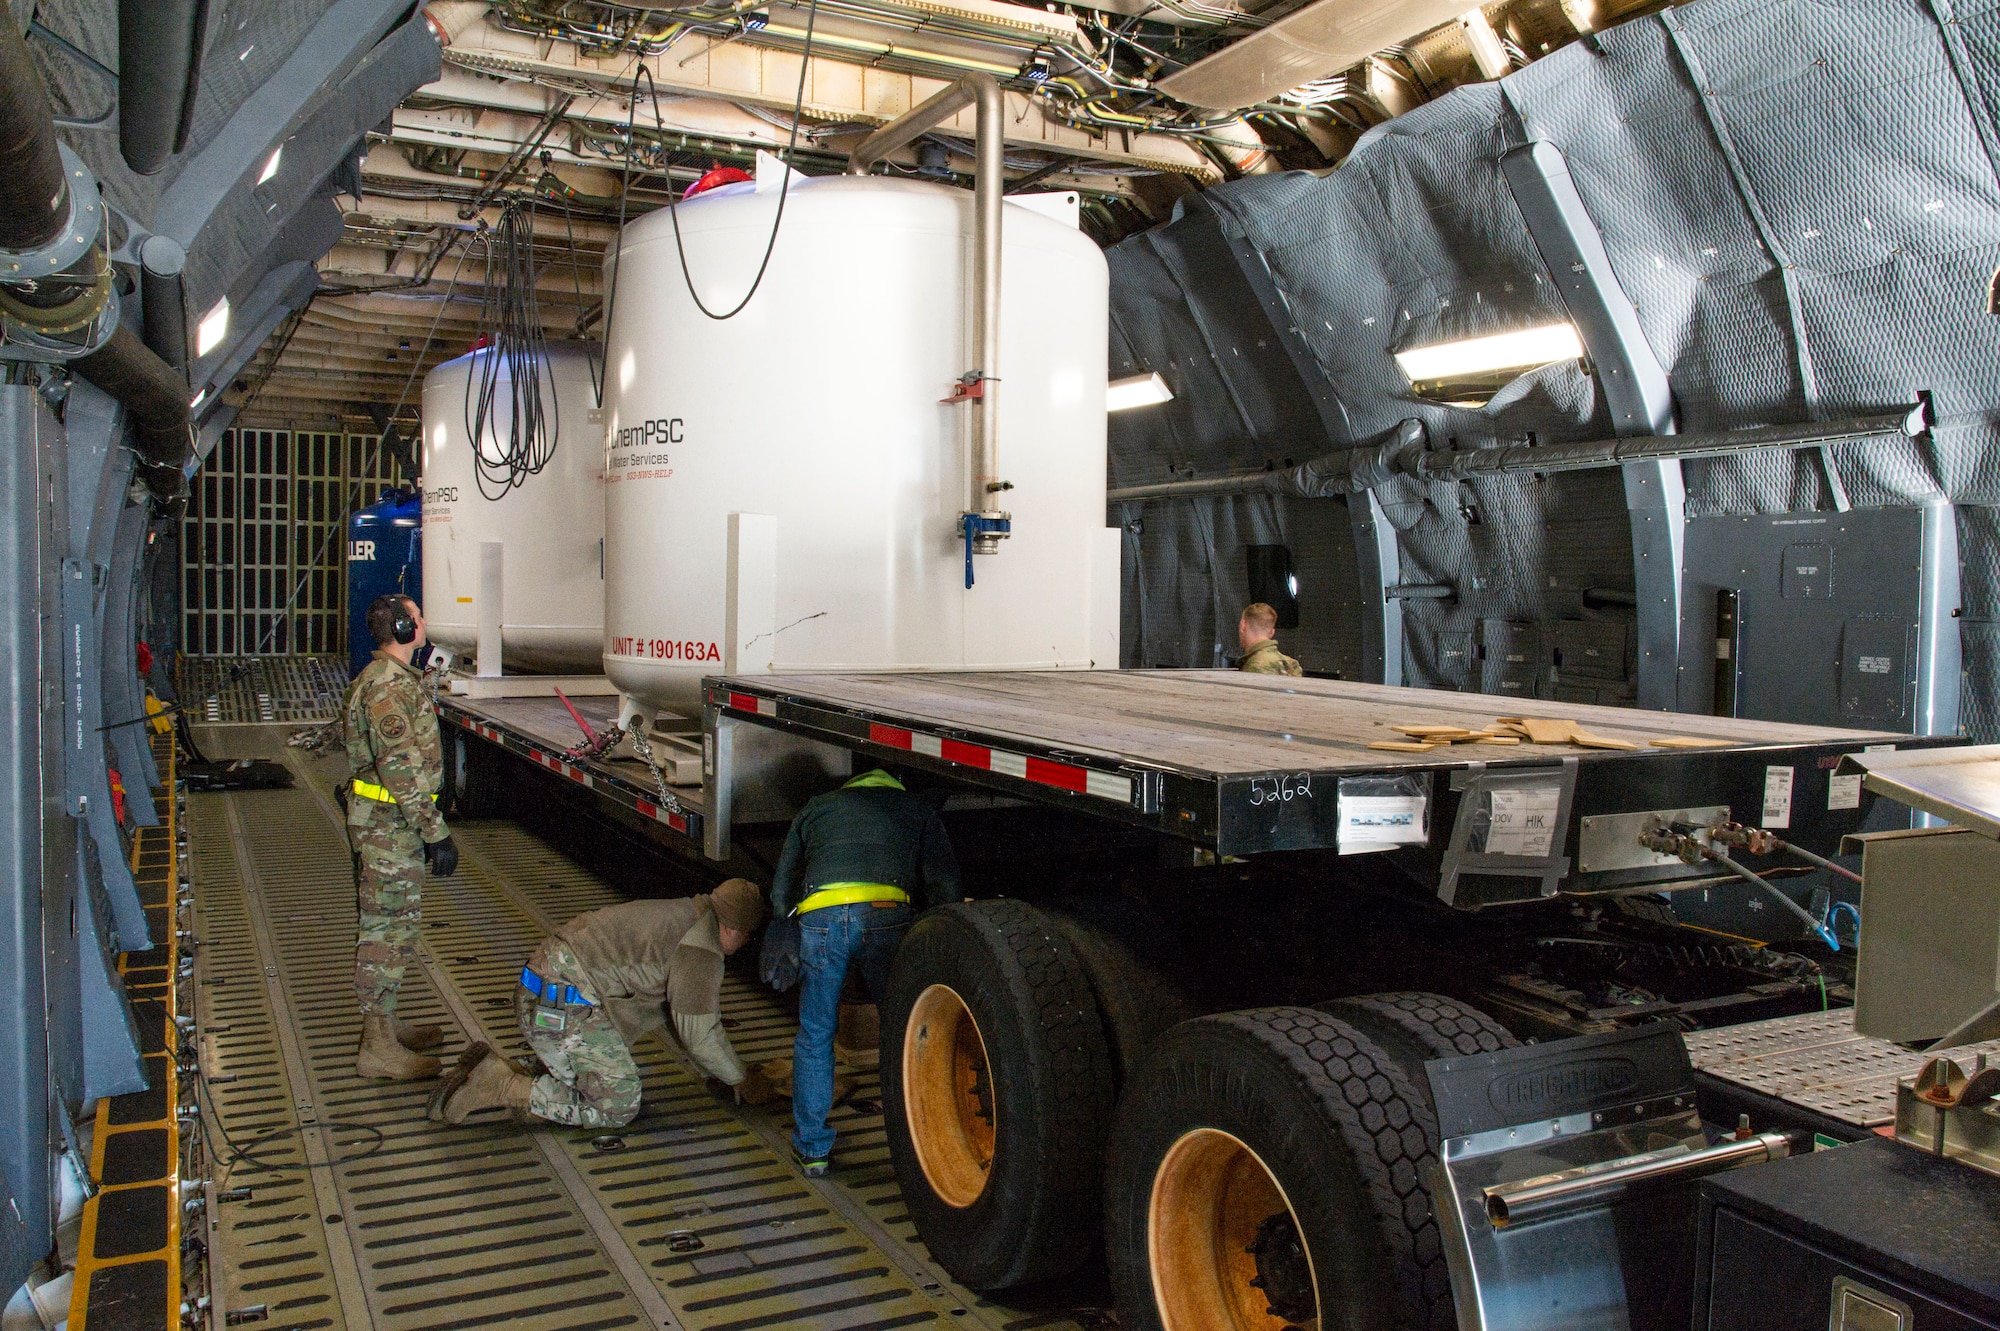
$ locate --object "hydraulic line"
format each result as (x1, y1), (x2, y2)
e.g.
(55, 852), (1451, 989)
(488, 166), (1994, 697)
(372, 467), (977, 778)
(1642, 825), (1841, 950)
(1766, 837), (1863, 885)
(1710, 820), (1864, 885)
(1702, 846), (1839, 948)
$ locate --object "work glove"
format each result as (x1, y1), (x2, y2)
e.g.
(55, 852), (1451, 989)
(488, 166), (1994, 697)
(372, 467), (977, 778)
(424, 834), (460, 877)
(760, 915), (801, 992)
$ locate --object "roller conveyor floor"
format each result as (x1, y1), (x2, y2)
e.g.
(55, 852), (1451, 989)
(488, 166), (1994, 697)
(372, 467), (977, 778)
(187, 726), (1098, 1331)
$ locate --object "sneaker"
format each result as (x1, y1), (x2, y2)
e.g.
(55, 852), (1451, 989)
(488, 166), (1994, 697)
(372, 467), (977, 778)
(792, 1146), (829, 1178)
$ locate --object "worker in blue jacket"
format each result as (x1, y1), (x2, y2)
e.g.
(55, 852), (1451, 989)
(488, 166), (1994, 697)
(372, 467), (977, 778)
(761, 767), (962, 1175)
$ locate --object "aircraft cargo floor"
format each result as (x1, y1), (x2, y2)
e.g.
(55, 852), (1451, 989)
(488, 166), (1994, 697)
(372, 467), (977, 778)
(186, 727), (1096, 1331)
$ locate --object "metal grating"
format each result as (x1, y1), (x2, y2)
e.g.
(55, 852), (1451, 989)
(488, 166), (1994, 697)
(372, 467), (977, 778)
(184, 429), (406, 657)
(187, 739), (351, 1331)
(189, 725), (1091, 1331)
(177, 655), (351, 725)
(1685, 1008), (2000, 1129)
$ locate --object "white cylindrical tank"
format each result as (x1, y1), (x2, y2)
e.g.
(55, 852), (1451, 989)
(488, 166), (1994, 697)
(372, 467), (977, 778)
(422, 342), (605, 673)
(601, 174), (1115, 717)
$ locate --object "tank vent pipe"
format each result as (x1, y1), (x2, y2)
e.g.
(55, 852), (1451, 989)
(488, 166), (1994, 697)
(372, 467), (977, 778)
(848, 75), (1011, 578)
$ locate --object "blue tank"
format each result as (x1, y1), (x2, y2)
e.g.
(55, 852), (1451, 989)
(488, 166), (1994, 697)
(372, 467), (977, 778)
(347, 488), (424, 676)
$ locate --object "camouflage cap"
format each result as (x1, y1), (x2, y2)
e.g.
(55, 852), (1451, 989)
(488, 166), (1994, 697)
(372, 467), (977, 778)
(710, 878), (767, 933)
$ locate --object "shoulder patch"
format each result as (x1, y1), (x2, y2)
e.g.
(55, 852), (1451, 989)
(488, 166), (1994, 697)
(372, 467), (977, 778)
(378, 713), (409, 742)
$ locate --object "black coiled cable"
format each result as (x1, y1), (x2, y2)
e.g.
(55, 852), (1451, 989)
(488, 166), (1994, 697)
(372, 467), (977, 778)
(465, 198), (560, 500)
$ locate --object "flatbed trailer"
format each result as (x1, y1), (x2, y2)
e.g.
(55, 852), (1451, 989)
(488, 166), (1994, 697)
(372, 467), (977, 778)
(445, 670), (1942, 869)
(438, 668), (1964, 1331)
(698, 670), (1947, 897)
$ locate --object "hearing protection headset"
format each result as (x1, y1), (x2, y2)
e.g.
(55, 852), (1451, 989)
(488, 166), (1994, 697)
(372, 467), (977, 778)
(372, 596), (418, 645)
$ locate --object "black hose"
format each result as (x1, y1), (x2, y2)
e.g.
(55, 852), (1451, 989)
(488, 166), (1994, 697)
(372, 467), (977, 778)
(139, 236), (190, 371)
(119, 0), (207, 176)
(73, 324), (193, 495)
(0, 18), (69, 252)
(0, 18), (191, 500)
(464, 199), (559, 500)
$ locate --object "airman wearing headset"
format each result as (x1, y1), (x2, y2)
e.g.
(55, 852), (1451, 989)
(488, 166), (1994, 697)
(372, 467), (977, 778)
(343, 594), (457, 1081)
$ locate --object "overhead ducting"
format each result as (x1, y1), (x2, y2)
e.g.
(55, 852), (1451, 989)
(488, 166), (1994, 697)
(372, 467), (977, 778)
(0, 20), (190, 499)
(72, 326), (198, 496)
(118, 0), (209, 176)
(1156, 0), (1471, 110)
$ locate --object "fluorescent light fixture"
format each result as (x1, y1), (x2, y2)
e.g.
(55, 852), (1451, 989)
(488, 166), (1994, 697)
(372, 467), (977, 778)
(1107, 371), (1174, 412)
(196, 298), (229, 358)
(189, 388), (208, 412)
(1393, 322), (1583, 384)
(257, 144), (282, 185)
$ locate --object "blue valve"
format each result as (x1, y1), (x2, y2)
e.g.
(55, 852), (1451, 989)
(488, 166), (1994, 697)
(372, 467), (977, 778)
(960, 514), (1012, 589)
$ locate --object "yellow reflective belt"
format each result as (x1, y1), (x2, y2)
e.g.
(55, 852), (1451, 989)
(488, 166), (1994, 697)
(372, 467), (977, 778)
(351, 779), (438, 804)
(795, 882), (909, 915)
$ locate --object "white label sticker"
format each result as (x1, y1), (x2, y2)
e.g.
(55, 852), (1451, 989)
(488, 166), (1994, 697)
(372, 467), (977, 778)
(1488, 788), (1561, 857)
(1763, 766), (1795, 828)
(1865, 743), (1896, 753)
(1339, 794), (1427, 856)
(1858, 655), (1892, 674)
(1827, 773), (1863, 811)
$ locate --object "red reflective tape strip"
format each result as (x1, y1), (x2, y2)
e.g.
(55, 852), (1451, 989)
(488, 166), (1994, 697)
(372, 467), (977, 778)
(636, 799), (689, 833)
(940, 738), (989, 768)
(532, 751), (591, 786)
(869, 723), (913, 749)
(728, 691), (761, 713)
(1025, 757), (1088, 793)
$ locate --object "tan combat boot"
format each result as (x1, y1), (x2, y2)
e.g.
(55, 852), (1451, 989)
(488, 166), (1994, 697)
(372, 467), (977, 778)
(389, 1016), (445, 1052)
(355, 1014), (443, 1080)
(442, 1050), (534, 1124)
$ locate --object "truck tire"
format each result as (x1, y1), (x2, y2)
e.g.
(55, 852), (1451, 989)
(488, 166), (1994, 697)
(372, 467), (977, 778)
(1319, 991), (1520, 1087)
(882, 899), (1114, 1289)
(1105, 1007), (1453, 1331)
(1045, 895), (1196, 1092)
(444, 731), (499, 819)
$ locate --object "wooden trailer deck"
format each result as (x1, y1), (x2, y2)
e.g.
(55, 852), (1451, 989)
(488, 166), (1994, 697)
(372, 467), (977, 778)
(713, 670), (1890, 775)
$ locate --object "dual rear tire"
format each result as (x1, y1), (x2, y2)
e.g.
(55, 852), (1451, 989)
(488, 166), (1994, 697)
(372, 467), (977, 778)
(882, 897), (1512, 1329)
(881, 899), (1114, 1289)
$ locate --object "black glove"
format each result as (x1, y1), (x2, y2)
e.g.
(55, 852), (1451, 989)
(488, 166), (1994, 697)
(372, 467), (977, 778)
(425, 834), (459, 877)
(760, 915), (801, 992)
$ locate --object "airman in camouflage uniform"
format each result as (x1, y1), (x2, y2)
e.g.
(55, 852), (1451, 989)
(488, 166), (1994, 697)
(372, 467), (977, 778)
(433, 882), (774, 1128)
(344, 595), (457, 1081)
(1237, 601), (1304, 677)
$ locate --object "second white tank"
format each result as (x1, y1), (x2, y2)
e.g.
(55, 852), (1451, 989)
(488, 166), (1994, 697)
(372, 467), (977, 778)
(600, 174), (1119, 718)
(422, 342), (605, 674)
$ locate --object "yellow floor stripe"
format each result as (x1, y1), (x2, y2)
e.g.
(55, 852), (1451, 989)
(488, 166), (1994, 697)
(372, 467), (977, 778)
(69, 731), (181, 1331)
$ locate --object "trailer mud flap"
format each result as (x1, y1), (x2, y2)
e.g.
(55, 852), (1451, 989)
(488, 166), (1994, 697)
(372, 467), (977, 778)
(1424, 1022), (1783, 1331)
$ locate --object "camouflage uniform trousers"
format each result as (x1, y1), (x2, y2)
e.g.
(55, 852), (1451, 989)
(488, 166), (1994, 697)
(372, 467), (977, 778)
(515, 940), (643, 1129)
(349, 798), (425, 1016)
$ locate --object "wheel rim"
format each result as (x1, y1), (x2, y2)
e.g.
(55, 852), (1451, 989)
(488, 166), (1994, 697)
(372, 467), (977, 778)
(903, 983), (996, 1208)
(1149, 1128), (1320, 1331)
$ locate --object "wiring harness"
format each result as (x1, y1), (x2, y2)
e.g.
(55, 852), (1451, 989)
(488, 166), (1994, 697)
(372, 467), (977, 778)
(465, 198), (563, 499)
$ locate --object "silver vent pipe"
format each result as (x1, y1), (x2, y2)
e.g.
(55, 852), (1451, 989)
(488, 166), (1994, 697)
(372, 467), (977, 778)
(848, 76), (1011, 565)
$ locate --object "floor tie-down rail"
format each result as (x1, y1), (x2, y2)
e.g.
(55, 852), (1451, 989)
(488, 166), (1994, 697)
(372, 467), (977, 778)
(186, 725), (1094, 1331)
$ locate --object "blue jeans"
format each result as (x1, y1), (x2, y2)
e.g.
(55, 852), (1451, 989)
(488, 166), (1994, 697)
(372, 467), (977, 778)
(792, 901), (911, 1160)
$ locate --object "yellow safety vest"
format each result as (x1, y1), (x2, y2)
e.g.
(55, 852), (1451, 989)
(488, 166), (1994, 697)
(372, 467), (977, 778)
(795, 882), (909, 914)
(351, 779), (438, 804)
